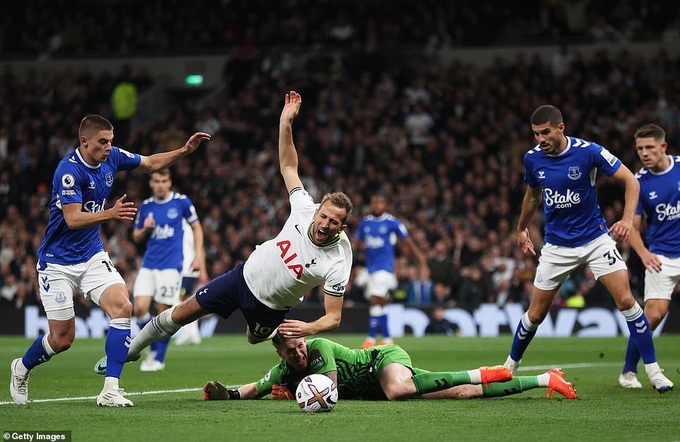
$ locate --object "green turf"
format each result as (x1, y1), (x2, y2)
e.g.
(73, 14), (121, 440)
(1, 335), (679, 441)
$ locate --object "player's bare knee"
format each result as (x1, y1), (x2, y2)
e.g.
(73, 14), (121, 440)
(133, 304), (147, 318)
(615, 296), (636, 311)
(646, 312), (665, 329)
(114, 299), (133, 318)
(527, 312), (546, 324)
(107, 303), (132, 320)
(50, 335), (74, 353)
(246, 330), (266, 345)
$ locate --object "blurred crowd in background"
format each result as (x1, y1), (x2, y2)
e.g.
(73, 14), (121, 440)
(1, 0), (680, 318)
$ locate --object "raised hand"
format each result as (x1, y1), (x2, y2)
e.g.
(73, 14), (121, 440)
(184, 132), (212, 154)
(280, 91), (302, 124)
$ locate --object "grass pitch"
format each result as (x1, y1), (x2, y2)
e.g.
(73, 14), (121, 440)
(1, 335), (678, 441)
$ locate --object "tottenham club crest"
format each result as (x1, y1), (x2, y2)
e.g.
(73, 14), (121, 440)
(567, 166), (582, 181)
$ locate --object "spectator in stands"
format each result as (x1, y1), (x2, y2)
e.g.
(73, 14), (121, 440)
(425, 306), (460, 336)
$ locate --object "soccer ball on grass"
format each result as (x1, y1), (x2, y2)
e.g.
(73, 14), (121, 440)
(295, 374), (338, 413)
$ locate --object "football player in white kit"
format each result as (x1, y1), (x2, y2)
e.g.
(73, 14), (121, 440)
(502, 105), (673, 393)
(94, 91), (353, 374)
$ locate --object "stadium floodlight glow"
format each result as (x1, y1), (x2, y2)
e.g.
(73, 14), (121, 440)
(185, 74), (204, 86)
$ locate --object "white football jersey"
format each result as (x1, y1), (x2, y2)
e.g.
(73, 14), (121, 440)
(243, 188), (352, 310)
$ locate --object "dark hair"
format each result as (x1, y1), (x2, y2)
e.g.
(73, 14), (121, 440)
(319, 192), (353, 224)
(79, 114), (113, 138)
(634, 124), (665, 141)
(530, 105), (563, 126)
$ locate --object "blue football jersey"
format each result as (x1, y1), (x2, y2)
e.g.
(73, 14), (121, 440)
(356, 213), (408, 273)
(37, 146), (141, 265)
(635, 155), (680, 258)
(524, 136), (620, 247)
(135, 192), (199, 270)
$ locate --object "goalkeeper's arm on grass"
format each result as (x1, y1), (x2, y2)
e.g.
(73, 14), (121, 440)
(204, 381), (260, 400)
(204, 381), (293, 400)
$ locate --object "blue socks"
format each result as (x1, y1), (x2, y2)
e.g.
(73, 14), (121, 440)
(510, 313), (538, 362)
(368, 316), (379, 339)
(379, 315), (390, 340)
(155, 337), (170, 362)
(105, 318), (131, 378)
(622, 304), (656, 365)
(623, 334), (641, 373)
(22, 334), (56, 370)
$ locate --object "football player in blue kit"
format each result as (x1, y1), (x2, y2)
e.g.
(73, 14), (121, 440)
(503, 105), (673, 393)
(355, 194), (429, 349)
(132, 168), (207, 372)
(617, 124), (678, 390)
(9, 114), (210, 406)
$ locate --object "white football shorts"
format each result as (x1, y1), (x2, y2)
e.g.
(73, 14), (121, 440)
(37, 251), (125, 320)
(133, 267), (182, 306)
(364, 269), (398, 300)
(644, 255), (680, 301)
(534, 234), (627, 291)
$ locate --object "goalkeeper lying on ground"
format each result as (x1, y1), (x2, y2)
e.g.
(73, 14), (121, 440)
(203, 334), (576, 401)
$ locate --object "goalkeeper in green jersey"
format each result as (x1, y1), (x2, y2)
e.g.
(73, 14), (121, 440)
(203, 335), (576, 401)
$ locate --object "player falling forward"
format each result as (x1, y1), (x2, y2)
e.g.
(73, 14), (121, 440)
(93, 91), (353, 374)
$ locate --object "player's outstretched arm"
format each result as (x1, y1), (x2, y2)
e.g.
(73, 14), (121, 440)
(278, 91), (303, 193)
(137, 132), (211, 174)
(203, 381), (262, 400)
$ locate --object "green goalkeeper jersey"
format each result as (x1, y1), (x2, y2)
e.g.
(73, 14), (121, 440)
(255, 338), (414, 400)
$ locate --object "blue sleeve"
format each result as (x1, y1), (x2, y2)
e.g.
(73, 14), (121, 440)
(182, 197), (199, 224)
(111, 146), (142, 171)
(395, 219), (409, 239)
(55, 162), (84, 205)
(523, 153), (539, 187)
(591, 143), (621, 177)
(355, 219), (365, 240)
